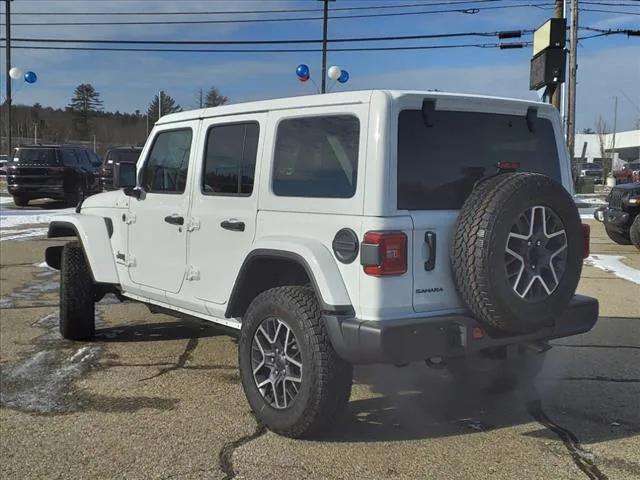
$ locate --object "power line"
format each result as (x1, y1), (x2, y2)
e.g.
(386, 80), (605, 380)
(580, 7), (640, 13)
(6, 3), (555, 26)
(5, 30), (532, 46)
(0, 1), (525, 16)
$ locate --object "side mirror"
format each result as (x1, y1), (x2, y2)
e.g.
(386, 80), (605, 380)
(113, 162), (137, 190)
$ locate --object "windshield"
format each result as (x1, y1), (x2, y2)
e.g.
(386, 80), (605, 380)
(13, 148), (59, 165)
(105, 149), (141, 165)
(397, 110), (561, 210)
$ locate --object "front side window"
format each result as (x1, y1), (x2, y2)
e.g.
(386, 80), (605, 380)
(61, 149), (78, 166)
(273, 115), (360, 198)
(202, 122), (259, 195)
(141, 129), (192, 193)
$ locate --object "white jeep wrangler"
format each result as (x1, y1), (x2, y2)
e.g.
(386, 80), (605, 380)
(46, 90), (598, 438)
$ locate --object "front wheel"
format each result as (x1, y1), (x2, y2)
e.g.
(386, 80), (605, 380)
(630, 216), (640, 251)
(448, 347), (546, 393)
(59, 241), (95, 340)
(12, 195), (29, 207)
(238, 286), (353, 438)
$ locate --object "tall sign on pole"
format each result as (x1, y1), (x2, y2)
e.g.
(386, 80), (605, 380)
(529, 18), (567, 104)
(319, 0), (332, 94)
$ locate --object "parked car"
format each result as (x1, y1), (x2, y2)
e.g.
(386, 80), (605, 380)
(576, 162), (604, 184)
(594, 181), (640, 249)
(613, 161), (640, 184)
(7, 145), (102, 207)
(45, 90), (597, 438)
(100, 147), (142, 190)
(0, 154), (8, 175)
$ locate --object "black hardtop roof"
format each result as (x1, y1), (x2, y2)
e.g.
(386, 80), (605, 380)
(16, 144), (92, 150)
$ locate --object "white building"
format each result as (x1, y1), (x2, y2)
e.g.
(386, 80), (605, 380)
(573, 129), (640, 169)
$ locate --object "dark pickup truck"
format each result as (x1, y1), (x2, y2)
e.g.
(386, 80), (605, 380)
(595, 182), (640, 249)
(7, 145), (102, 207)
(100, 147), (142, 190)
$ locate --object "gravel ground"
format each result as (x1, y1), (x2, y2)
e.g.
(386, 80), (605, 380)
(0, 209), (638, 480)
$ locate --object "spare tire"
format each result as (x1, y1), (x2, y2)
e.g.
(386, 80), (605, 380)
(451, 172), (584, 334)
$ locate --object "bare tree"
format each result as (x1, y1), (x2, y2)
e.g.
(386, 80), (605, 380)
(595, 116), (612, 178)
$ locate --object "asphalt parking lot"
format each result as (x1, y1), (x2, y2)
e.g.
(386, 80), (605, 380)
(1, 199), (639, 480)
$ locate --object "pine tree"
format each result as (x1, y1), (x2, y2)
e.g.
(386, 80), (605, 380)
(147, 92), (182, 124)
(204, 87), (228, 108)
(68, 83), (103, 140)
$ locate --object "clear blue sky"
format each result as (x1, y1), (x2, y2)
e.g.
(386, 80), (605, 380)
(1, 0), (639, 131)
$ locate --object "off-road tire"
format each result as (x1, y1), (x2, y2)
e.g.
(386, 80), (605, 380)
(12, 195), (29, 207)
(451, 172), (584, 334)
(604, 226), (632, 246)
(448, 348), (546, 394)
(630, 215), (640, 250)
(238, 286), (353, 438)
(59, 241), (95, 340)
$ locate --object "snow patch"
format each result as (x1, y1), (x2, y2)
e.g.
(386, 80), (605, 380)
(584, 255), (640, 285)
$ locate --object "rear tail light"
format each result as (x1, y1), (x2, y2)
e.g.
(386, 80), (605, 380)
(582, 224), (590, 259)
(497, 161), (520, 171)
(361, 231), (407, 276)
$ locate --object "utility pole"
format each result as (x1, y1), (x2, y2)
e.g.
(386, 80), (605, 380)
(4, 0), (12, 157)
(566, 0), (579, 161)
(611, 95), (618, 176)
(320, 0), (330, 94)
(551, 0), (564, 110)
(34, 122), (37, 144)
(158, 90), (162, 119)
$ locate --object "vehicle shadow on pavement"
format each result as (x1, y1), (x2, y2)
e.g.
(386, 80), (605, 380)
(95, 320), (226, 343)
(322, 360), (639, 445)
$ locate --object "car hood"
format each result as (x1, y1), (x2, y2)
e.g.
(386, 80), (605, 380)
(80, 190), (129, 209)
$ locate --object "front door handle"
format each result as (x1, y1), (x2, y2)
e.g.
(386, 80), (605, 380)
(424, 231), (437, 271)
(164, 215), (184, 226)
(220, 220), (245, 232)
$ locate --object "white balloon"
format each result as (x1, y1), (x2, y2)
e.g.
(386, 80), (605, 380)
(328, 65), (341, 81)
(9, 67), (23, 80)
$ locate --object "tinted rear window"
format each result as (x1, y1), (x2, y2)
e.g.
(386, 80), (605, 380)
(106, 149), (141, 164)
(397, 110), (561, 210)
(14, 148), (59, 165)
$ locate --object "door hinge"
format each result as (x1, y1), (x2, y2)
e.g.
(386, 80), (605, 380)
(187, 218), (201, 232)
(186, 266), (200, 281)
(124, 213), (136, 225)
(116, 252), (136, 268)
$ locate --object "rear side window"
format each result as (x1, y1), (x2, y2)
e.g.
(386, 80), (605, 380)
(14, 148), (59, 165)
(397, 110), (561, 210)
(202, 122), (259, 195)
(61, 149), (78, 166)
(141, 129), (192, 194)
(273, 115), (360, 198)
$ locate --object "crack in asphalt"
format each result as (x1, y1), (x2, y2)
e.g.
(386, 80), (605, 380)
(528, 400), (608, 480)
(139, 337), (199, 381)
(560, 376), (640, 383)
(556, 344), (640, 351)
(218, 418), (267, 480)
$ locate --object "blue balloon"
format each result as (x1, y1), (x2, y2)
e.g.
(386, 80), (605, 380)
(296, 64), (309, 79)
(24, 71), (37, 84)
(337, 69), (349, 84)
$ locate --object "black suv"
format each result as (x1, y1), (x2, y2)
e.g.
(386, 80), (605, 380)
(100, 147), (142, 190)
(7, 145), (102, 207)
(595, 182), (640, 248)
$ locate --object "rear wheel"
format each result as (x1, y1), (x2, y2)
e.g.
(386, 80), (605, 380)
(238, 286), (353, 438)
(59, 241), (95, 340)
(448, 347), (546, 393)
(605, 226), (632, 245)
(12, 195), (29, 207)
(630, 216), (640, 250)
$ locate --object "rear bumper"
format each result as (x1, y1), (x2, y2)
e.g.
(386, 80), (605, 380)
(324, 295), (599, 364)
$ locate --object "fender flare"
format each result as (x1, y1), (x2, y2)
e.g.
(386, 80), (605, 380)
(47, 215), (119, 285)
(226, 237), (354, 317)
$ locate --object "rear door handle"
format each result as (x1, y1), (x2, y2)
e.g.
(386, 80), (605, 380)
(164, 215), (184, 226)
(424, 231), (437, 271)
(220, 220), (245, 232)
